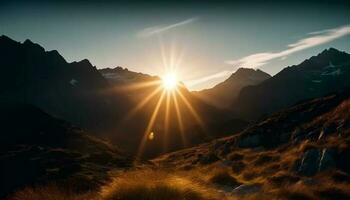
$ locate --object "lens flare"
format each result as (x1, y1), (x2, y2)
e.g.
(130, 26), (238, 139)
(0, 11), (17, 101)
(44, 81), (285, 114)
(148, 132), (155, 140)
(162, 73), (177, 90)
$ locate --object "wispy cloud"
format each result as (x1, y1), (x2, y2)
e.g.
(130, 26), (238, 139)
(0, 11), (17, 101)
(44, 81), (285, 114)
(186, 70), (234, 88)
(188, 25), (350, 89)
(137, 17), (198, 38)
(226, 25), (350, 67)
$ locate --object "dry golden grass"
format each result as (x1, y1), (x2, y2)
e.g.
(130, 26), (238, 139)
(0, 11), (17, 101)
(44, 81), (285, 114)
(99, 169), (235, 200)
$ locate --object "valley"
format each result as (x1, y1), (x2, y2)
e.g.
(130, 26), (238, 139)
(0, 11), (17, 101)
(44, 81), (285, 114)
(1, 35), (350, 200)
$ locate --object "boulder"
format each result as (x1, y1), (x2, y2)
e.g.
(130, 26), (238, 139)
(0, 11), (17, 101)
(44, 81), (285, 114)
(298, 149), (321, 176)
(295, 148), (336, 176)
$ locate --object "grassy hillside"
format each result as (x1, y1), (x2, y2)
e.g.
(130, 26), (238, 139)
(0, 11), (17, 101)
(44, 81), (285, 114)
(8, 89), (350, 200)
(0, 103), (132, 199)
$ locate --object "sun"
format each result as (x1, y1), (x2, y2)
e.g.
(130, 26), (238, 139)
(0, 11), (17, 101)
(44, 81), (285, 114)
(162, 73), (178, 90)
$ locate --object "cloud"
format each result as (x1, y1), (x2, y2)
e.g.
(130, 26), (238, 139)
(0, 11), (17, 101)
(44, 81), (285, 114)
(188, 25), (350, 89)
(225, 25), (350, 68)
(186, 70), (234, 88)
(137, 17), (198, 38)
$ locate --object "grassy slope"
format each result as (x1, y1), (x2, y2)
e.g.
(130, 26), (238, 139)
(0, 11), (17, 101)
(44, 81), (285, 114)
(0, 104), (132, 199)
(8, 90), (350, 200)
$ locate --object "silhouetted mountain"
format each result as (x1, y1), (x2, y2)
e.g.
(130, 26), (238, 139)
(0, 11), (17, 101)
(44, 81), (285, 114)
(99, 66), (156, 85)
(233, 48), (350, 119)
(0, 35), (131, 133)
(155, 88), (350, 198)
(194, 68), (271, 108)
(0, 103), (132, 198)
(0, 35), (248, 158)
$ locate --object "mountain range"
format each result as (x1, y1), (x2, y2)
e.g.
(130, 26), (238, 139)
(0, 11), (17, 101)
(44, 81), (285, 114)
(154, 88), (350, 199)
(0, 35), (247, 158)
(1, 35), (350, 199)
(233, 48), (350, 120)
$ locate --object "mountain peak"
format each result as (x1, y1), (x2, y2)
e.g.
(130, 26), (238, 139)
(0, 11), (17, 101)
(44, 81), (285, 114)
(322, 47), (342, 53)
(0, 35), (13, 41)
(22, 38), (45, 52)
(23, 39), (34, 45)
(228, 68), (271, 81)
(79, 59), (93, 66)
(0, 35), (19, 46)
(317, 47), (350, 59)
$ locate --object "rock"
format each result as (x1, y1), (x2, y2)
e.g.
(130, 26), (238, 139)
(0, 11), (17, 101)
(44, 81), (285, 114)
(236, 134), (261, 148)
(221, 142), (232, 155)
(295, 148), (336, 176)
(298, 149), (321, 176)
(318, 148), (335, 171)
(291, 127), (305, 142)
(231, 183), (261, 196)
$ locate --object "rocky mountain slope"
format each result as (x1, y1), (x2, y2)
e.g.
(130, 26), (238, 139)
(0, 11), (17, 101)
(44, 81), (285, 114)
(233, 48), (350, 120)
(0, 103), (132, 199)
(0, 35), (131, 133)
(154, 88), (350, 199)
(194, 68), (271, 109)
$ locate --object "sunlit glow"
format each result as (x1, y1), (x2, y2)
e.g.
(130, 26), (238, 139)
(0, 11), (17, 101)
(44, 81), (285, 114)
(126, 38), (206, 161)
(162, 73), (178, 90)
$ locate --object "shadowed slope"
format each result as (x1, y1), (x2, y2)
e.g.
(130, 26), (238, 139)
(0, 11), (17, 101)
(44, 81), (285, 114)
(234, 48), (350, 120)
(0, 103), (132, 198)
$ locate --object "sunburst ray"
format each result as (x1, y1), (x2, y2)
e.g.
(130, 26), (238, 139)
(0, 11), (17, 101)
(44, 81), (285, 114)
(175, 88), (204, 128)
(122, 86), (163, 122)
(172, 91), (187, 147)
(135, 90), (166, 160)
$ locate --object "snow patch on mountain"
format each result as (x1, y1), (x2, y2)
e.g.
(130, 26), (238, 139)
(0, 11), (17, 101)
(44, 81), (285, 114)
(70, 79), (78, 86)
(321, 69), (342, 76)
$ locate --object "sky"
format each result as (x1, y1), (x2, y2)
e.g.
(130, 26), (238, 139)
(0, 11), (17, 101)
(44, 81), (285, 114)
(1, 0), (350, 90)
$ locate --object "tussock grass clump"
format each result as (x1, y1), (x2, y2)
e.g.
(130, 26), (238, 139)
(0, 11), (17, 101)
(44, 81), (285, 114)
(99, 169), (232, 200)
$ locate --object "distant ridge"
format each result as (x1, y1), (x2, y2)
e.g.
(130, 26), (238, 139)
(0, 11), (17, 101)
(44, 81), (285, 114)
(232, 48), (350, 120)
(193, 68), (271, 109)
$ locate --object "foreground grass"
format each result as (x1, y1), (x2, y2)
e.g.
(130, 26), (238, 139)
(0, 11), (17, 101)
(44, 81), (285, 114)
(10, 168), (350, 200)
(10, 169), (234, 200)
(99, 169), (232, 200)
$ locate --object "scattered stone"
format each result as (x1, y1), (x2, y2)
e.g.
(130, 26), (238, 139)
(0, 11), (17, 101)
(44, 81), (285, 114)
(231, 183), (261, 196)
